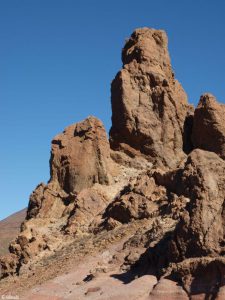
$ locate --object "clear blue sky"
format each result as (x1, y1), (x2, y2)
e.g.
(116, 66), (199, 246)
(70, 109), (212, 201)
(1, 0), (225, 220)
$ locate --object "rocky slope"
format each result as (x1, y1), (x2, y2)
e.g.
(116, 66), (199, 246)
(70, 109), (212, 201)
(1, 27), (225, 299)
(0, 209), (26, 256)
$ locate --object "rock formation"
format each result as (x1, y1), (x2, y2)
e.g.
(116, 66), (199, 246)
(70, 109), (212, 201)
(110, 28), (194, 168)
(50, 116), (114, 194)
(0, 209), (26, 256)
(149, 149), (225, 296)
(1, 27), (225, 299)
(103, 172), (167, 224)
(192, 93), (225, 159)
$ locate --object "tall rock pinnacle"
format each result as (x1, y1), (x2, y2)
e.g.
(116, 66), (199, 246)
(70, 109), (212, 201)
(1, 27), (225, 299)
(110, 28), (193, 168)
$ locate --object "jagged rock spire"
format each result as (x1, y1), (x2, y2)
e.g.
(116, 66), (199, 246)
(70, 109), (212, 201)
(110, 28), (193, 168)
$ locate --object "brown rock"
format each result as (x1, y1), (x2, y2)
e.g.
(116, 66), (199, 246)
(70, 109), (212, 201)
(110, 27), (193, 168)
(192, 93), (225, 159)
(166, 258), (225, 298)
(148, 278), (188, 299)
(0, 253), (18, 278)
(153, 149), (225, 262)
(104, 172), (167, 224)
(27, 182), (68, 219)
(165, 149), (225, 260)
(65, 188), (108, 234)
(50, 116), (114, 194)
(2, 27), (225, 299)
(149, 149), (225, 295)
(1, 116), (118, 276)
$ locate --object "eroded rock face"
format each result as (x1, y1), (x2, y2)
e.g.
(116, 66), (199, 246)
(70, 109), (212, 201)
(166, 257), (225, 297)
(1, 27), (225, 299)
(0, 117), (118, 277)
(192, 93), (225, 159)
(104, 173), (167, 224)
(110, 28), (193, 168)
(50, 116), (114, 193)
(146, 149), (225, 295)
(65, 188), (108, 234)
(155, 149), (225, 261)
(27, 182), (68, 219)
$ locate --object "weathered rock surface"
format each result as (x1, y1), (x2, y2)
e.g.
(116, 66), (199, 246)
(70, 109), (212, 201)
(1, 27), (225, 299)
(104, 172), (167, 224)
(0, 116), (120, 277)
(50, 116), (115, 193)
(110, 27), (193, 168)
(192, 93), (225, 159)
(144, 149), (225, 295)
(154, 149), (225, 261)
(27, 181), (68, 219)
(165, 257), (225, 297)
(65, 188), (108, 234)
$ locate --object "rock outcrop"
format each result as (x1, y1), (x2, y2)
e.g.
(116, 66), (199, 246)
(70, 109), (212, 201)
(192, 93), (225, 159)
(0, 116), (119, 277)
(103, 172), (167, 224)
(167, 149), (225, 260)
(110, 28), (193, 168)
(1, 27), (225, 299)
(50, 116), (114, 194)
(0, 209), (26, 256)
(144, 149), (225, 296)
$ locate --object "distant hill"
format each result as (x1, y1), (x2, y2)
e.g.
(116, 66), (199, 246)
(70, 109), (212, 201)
(0, 208), (26, 255)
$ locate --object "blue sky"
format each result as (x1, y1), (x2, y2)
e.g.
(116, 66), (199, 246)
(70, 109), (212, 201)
(1, 0), (225, 220)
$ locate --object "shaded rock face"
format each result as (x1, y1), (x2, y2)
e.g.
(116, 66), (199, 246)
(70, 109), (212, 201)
(192, 93), (225, 159)
(168, 149), (225, 261)
(144, 149), (225, 295)
(167, 257), (225, 297)
(154, 149), (225, 261)
(110, 28), (193, 168)
(50, 116), (114, 194)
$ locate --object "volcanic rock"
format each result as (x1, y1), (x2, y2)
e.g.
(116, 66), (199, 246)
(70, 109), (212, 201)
(165, 257), (225, 297)
(192, 93), (225, 159)
(1, 27), (225, 300)
(50, 116), (115, 193)
(155, 149), (225, 261)
(146, 149), (225, 295)
(27, 182), (68, 219)
(65, 188), (108, 234)
(104, 172), (167, 224)
(110, 27), (193, 168)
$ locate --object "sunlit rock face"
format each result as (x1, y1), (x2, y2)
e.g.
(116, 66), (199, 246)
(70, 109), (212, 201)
(110, 27), (193, 168)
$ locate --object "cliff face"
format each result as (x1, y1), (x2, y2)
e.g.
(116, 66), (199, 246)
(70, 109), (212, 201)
(1, 27), (225, 299)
